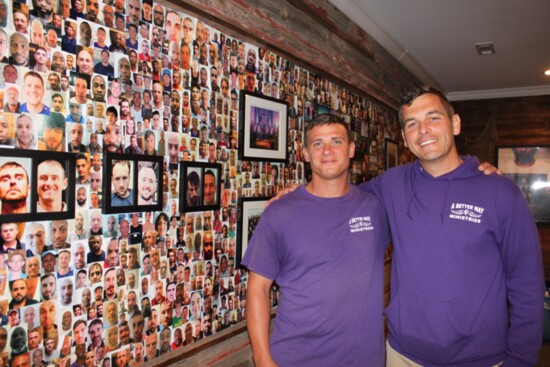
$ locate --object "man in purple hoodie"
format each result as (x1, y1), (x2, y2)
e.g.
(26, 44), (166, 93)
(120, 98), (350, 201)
(364, 87), (543, 366)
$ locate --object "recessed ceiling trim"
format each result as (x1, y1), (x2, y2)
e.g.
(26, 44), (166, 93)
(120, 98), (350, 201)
(447, 85), (550, 101)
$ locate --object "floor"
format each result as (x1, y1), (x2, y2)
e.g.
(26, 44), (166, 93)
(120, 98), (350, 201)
(537, 341), (550, 366)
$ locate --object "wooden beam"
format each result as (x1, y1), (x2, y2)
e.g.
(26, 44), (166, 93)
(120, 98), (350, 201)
(162, 0), (421, 109)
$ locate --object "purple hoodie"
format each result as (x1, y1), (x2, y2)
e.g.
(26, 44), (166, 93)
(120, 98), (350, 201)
(361, 156), (544, 367)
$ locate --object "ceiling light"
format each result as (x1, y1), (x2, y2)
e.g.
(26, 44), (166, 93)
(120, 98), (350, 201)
(475, 42), (495, 56)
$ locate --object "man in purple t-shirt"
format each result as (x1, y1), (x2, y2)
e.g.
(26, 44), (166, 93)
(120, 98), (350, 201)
(243, 114), (389, 366)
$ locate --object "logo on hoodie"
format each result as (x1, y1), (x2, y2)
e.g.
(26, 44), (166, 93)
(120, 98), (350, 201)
(349, 216), (373, 232)
(449, 202), (484, 224)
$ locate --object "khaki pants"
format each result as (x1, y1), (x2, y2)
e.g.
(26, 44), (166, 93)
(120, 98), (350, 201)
(386, 341), (503, 367)
(386, 341), (422, 367)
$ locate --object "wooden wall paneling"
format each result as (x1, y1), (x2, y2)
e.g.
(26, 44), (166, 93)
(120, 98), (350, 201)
(163, 0), (421, 108)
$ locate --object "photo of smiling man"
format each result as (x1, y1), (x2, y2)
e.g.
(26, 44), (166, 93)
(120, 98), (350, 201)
(36, 159), (68, 212)
(137, 162), (158, 206)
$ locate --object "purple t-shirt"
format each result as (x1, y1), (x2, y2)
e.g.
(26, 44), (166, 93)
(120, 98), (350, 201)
(242, 186), (390, 367)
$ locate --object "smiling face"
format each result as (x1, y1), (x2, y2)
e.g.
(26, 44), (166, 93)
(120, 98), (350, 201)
(23, 74), (44, 108)
(303, 122), (354, 184)
(400, 92), (461, 176)
(77, 49), (93, 74)
(37, 161), (67, 207)
(138, 167), (157, 203)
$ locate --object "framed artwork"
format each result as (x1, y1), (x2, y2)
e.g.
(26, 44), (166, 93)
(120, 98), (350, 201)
(239, 90), (289, 162)
(103, 153), (163, 214)
(0, 148), (75, 222)
(496, 145), (550, 225)
(385, 139), (398, 170)
(179, 161), (222, 213)
(237, 197), (268, 266)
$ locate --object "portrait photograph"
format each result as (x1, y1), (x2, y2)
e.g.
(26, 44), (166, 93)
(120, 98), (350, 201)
(0, 148), (75, 222)
(110, 159), (135, 207)
(496, 145), (550, 224)
(103, 152), (163, 214)
(239, 90), (288, 162)
(237, 197), (268, 266)
(136, 156), (163, 212)
(33, 153), (76, 220)
(179, 161), (222, 213)
(0, 154), (32, 216)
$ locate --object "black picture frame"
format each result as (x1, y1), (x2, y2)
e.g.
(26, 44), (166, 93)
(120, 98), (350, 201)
(239, 90), (289, 162)
(237, 197), (268, 266)
(179, 161), (222, 213)
(0, 148), (76, 222)
(495, 145), (550, 225)
(103, 152), (163, 214)
(385, 139), (398, 170)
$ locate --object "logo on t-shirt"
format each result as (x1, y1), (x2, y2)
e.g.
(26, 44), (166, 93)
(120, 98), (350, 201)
(449, 202), (484, 224)
(349, 216), (373, 232)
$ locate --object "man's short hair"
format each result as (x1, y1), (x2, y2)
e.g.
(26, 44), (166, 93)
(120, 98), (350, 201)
(45, 112), (65, 129)
(73, 319), (87, 330)
(76, 153), (89, 163)
(106, 106), (118, 118)
(52, 92), (63, 101)
(89, 318), (102, 329)
(112, 160), (131, 174)
(398, 86), (454, 128)
(204, 169), (215, 181)
(40, 273), (55, 282)
(9, 278), (26, 292)
(144, 130), (155, 141)
(24, 70), (44, 86)
(39, 160), (66, 178)
(305, 113), (352, 145)
(188, 171), (200, 187)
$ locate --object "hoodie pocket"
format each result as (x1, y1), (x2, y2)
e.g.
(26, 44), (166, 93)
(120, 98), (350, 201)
(385, 290), (473, 365)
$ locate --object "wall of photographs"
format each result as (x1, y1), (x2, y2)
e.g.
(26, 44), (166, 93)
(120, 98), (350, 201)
(0, 0), (404, 366)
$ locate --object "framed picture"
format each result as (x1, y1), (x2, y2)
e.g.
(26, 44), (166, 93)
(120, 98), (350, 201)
(496, 145), (550, 225)
(239, 90), (289, 162)
(103, 153), (163, 214)
(385, 139), (398, 170)
(179, 161), (222, 213)
(237, 197), (268, 266)
(0, 148), (75, 222)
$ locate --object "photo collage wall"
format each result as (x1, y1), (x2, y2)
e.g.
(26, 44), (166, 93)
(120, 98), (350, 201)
(0, 0), (403, 366)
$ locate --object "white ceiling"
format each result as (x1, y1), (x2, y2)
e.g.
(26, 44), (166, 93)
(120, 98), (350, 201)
(330, 0), (550, 101)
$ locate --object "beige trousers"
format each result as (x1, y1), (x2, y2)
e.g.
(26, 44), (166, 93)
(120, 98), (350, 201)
(386, 341), (503, 367)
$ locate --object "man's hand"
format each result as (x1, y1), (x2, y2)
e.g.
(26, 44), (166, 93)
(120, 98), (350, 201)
(265, 184), (300, 207)
(478, 162), (502, 175)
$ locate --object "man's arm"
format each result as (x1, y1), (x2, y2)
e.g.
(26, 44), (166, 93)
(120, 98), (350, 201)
(246, 272), (278, 367)
(265, 185), (299, 207)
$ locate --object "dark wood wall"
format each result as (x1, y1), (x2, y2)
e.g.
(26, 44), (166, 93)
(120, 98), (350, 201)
(455, 95), (550, 281)
(165, 0), (421, 109)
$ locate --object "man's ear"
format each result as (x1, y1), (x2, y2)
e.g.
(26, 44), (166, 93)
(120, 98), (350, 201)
(302, 147), (310, 163)
(452, 114), (461, 136)
(348, 141), (355, 159)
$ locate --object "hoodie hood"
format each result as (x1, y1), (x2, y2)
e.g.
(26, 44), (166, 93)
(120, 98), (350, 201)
(406, 156), (483, 221)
